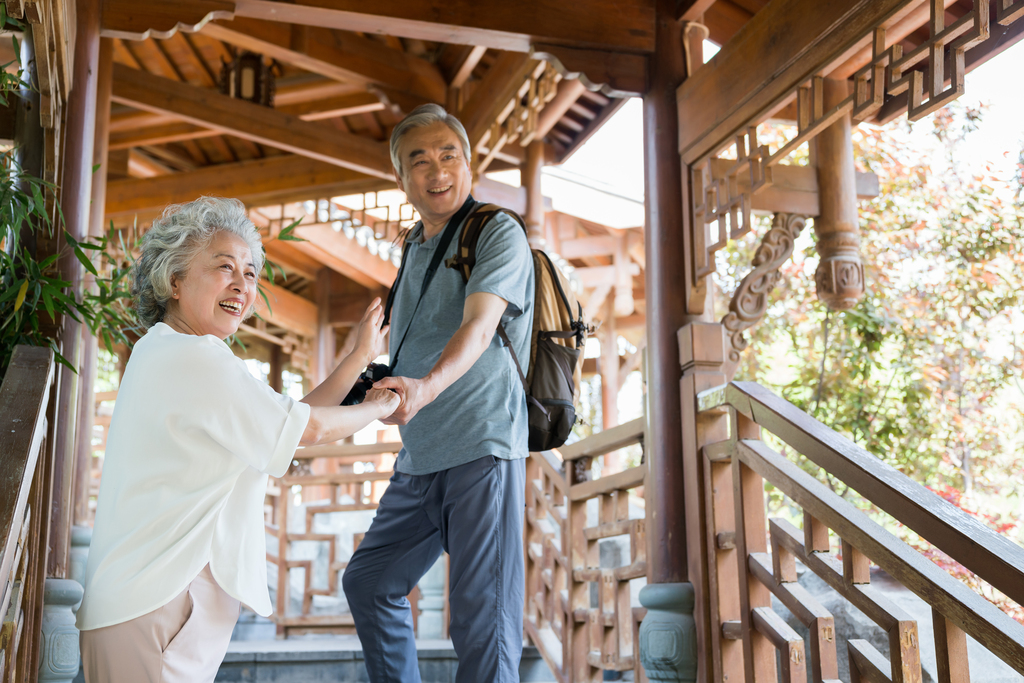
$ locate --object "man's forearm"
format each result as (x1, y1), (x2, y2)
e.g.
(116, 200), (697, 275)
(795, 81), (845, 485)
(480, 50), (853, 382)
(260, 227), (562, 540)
(421, 318), (495, 402)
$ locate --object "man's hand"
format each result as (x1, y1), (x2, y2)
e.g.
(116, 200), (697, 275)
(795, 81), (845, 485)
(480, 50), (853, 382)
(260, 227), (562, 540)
(373, 375), (436, 425)
(353, 297), (389, 364)
(364, 386), (401, 420)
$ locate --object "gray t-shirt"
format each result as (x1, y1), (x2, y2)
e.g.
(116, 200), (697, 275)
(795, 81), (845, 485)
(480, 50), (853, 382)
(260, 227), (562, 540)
(389, 208), (534, 475)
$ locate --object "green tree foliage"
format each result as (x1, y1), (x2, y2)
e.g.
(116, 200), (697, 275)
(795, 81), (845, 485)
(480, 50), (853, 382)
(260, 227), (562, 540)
(717, 104), (1024, 510)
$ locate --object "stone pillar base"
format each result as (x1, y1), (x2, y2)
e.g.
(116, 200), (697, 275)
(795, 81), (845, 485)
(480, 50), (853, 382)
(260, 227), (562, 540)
(39, 578), (84, 682)
(638, 582), (697, 682)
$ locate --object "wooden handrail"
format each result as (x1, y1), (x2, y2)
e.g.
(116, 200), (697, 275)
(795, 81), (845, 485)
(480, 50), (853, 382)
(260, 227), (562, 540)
(292, 442), (403, 460)
(700, 381), (1024, 608)
(525, 416), (648, 681)
(554, 417), (644, 461)
(737, 438), (1024, 674)
(0, 345), (55, 681)
(0, 347), (54, 608)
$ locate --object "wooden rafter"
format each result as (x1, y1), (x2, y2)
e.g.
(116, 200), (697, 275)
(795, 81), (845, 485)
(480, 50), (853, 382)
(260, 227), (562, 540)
(108, 92), (385, 149)
(291, 223), (399, 289)
(446, 45), (488, 88)
(461, 51), (536, 149)
(200, 18), (446, 103)
(104, 154), (386, 218)
(111, 64), (394, 178)
(531, 44), (646, 97)
(261, 282), (318, 338)
(100, 0), (657, 53)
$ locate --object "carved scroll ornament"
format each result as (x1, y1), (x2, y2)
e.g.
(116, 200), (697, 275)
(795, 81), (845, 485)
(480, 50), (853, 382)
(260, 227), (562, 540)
(722, 213), (806, 362)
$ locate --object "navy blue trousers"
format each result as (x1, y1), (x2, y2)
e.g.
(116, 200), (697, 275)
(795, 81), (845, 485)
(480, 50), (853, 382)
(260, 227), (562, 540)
(342, 455), (526, 683)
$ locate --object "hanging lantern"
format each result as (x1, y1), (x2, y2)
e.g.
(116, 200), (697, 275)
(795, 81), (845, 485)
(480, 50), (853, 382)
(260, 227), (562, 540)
(219, 51), (277, 107)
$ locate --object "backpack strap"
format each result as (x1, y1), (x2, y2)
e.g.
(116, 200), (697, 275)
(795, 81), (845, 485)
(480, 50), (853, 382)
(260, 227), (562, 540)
(445, 203), (527, 284)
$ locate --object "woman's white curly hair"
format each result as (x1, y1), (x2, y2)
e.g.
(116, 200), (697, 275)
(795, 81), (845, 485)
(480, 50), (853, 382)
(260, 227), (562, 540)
(130, 196), (264, 329)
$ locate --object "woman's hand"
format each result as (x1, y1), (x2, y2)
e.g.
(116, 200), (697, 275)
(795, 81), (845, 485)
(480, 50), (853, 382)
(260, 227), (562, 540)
(354, 298), (389, 364)
(364, 387), (401, 419)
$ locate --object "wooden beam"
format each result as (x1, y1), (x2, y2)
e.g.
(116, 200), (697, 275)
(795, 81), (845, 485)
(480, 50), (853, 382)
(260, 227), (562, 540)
(329, 291), (379, 325)
(291, 222), (399, 289)
(101, 0), (656, 53)
(260, 281), (317, 338)
(556, 95), (628, 163)
(449, 45), (487, 88)
(676, 0), (909, 165)
(560, 235), (619, 259)
(239, 0), (655, 54)
(532, 44), (647, 98)
(201, 18), (446, 103)
(677, 0), (717, 21)
(462, 51), (537, 150)
(108, 92), (384, 149)
(100, 0), (235, 40)
(111, 63), (394, 178)
(105, 154), (385, 218)
(709, 159), (879, 217)
(536, 77), (587, 140)
(263, 239), (323, 282)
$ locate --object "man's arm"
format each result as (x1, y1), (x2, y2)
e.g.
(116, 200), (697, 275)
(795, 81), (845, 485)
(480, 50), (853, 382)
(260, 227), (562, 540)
(374, 291), (507, 425)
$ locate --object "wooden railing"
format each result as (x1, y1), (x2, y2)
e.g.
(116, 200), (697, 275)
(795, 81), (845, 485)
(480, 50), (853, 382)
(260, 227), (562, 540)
(525, 417), (649, 683)
(264, 440), (453, 638)
(696, 381), (1024, 683)
(0, 346), (55, 682)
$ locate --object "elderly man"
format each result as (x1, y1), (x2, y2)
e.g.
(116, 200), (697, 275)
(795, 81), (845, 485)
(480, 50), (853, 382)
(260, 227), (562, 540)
(342, 104), (534, 682)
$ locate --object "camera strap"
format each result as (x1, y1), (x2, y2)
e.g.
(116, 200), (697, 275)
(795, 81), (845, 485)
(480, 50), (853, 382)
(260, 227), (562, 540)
(386, 195), (477, 369)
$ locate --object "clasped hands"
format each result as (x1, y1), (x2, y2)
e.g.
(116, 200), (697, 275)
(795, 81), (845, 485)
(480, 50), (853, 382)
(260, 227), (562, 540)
(349, 298), (428, 423)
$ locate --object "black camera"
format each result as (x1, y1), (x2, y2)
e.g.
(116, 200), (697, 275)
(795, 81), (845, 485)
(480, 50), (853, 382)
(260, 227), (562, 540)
(340, 362), (392, 405)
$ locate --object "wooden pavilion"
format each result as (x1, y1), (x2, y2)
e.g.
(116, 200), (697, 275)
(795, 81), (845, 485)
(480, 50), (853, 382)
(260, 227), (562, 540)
(3, 0), (1024, 681)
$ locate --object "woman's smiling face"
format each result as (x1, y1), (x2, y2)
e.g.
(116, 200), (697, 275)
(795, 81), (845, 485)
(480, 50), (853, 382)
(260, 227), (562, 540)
(165, 230), (258, 340)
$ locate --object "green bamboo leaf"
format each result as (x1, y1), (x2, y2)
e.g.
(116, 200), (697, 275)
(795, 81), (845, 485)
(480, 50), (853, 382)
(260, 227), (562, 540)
(277, 218), (307, 242)
(74, 244), (99, 276)
(257, 285), (272, 316)
(54, 351), (76, 373)
(13, 280), (27, 311)
(41, 290), (54, 319)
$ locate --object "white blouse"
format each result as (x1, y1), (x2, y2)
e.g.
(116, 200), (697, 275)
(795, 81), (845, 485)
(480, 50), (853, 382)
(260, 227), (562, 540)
(76, 323), (310, 630)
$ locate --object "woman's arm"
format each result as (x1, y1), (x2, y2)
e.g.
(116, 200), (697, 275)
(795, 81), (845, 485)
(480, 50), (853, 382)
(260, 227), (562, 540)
(302, 298), (389, 406)
(300, 387), (400, 445)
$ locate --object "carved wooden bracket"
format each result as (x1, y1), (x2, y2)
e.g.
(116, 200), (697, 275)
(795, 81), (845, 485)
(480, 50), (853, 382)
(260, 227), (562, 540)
(100, 0), (236, 41)
(721, 213), (806, 367)
(815, 231), (864, 310)
(530, 44), (646, 98)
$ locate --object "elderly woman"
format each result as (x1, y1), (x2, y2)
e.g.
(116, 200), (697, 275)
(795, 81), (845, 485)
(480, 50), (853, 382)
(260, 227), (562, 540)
(76, 197), (399, 682)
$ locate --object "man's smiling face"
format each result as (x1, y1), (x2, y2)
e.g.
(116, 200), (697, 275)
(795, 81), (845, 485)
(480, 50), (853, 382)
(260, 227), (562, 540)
(394, 121), (472, 236)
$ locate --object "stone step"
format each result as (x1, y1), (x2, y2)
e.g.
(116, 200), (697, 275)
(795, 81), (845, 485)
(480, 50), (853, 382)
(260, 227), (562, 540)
(215, 637), (558, 683)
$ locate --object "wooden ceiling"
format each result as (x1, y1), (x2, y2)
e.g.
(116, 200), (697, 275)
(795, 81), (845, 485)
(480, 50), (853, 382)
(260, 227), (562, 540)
(85, 0), (1023, 363)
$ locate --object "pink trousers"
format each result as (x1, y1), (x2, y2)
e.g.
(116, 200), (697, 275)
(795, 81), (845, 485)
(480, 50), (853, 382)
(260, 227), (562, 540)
(80, 565), (240, 683)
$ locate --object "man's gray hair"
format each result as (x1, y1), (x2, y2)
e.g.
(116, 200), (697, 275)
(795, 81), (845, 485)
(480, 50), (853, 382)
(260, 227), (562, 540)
(130, 196), (265, 329)
(389, 103), (471, 178)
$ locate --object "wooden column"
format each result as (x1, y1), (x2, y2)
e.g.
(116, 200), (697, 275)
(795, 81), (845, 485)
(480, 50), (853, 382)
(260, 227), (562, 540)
(813, 79), (864, 310)
(269, 344), (284, 393)
(73, 37), (113, 526)
(315, 268), (335, 384)
(641, 0), (689, 586)
(600, 300), (619, 471)
(524, 139), (545, 248)
(49, 0), (101, 577)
